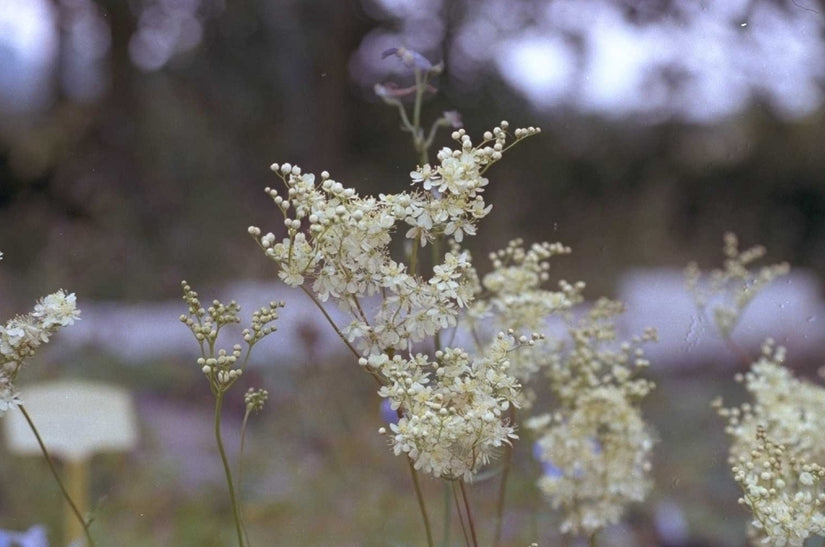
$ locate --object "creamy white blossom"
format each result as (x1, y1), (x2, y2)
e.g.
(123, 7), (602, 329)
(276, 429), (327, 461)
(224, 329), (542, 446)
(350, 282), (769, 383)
(0, 254), (80, 417)
(527, 298), (656, 535)
(528, 387), (654, 535)
(250, 125), (544, 479)
(715, 341), (825, 545)
(375, 333), (529, 481)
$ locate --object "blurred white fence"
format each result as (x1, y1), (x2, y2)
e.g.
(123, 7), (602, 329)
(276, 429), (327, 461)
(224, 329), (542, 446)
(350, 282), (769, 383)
(55, 281), (350, 366)
(51, 271), (825, 370)
(617, 268), (825, 369)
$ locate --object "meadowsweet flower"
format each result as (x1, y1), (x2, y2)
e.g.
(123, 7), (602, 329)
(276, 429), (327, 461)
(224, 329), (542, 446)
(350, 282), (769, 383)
(249, 124), (543, 482)
(527, 298), (656, 535)
(0, 259), (80, 417)
(715, 341), (825, 544)
(249, 124), (537, 358)
(474, 239), (584, 382)
(528, 387), (654, 535)
(0, 377), (21, 413)
(376, 332), (533, 481)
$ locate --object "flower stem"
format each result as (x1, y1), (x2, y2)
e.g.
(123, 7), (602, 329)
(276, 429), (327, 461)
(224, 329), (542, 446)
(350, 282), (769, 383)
(458, 480), (479, 547)
(441, 480), (451, 547)
(214, 391), (246, 547)
(238, 408), (253, 547)
(451, 481), (470, 547)
(492, 441), (512, 546)
(407, 457), (434, 547)
(299, 285), (360, 360)
(18, 405), (95, 547)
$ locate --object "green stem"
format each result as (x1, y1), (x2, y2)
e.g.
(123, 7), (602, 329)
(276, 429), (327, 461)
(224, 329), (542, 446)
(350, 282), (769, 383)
(214, 391), (246, 547)
(238, 409), (252, 547)
(459, 480), (479, 547)
(410, 234), (421, 276)
(589, 530), (598, 547)
(451, 481), (471, 547)
(298, 286), (359, 359)
(492, 440), (513, 547)
(18, 405), (96, 547)
(441, 481), (451, 547)
(407, 457), (434, 547)
(412, 70), (427, 164)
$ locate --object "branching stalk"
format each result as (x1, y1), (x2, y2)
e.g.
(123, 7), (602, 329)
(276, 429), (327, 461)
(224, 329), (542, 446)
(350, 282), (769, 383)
(214, 391), (246, 547)
(452, 481), (471, 547)
(459, 480), (479, 547)
(18, 405), (96, 547)
(407, 458), (434, 547)
(441, 481), (451, 547)
(492, 432), (514, 546)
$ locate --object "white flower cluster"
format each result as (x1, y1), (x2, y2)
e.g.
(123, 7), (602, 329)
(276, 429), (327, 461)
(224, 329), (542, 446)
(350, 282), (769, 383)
(0, 253), (80, 415)
(249, 124), (544, 478)
(249, 123), (538, 355)
(371, 331), (532, 481)
(527, 299), (656, 535)
(686, 232), (789, 338)
(715, 341), (825, 545)
(470, 238), (585, 382)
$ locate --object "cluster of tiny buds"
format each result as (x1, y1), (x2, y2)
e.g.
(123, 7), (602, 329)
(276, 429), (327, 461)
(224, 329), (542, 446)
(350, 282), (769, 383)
(179, 290), (243, 344)
(180, 281), (203, 316)
(514, 127), (541, 139)
(270, 162), (302, 177)
(732, 426), (825, 493)
(503, 329), (545, 347)
(244, 387), (268, 413)
(208, 300), (241, 325)
(244, 301), (285, 343)
(488, 239), (570, 278)
(197, 345), (242, 375)
(452, 122), (540, 147)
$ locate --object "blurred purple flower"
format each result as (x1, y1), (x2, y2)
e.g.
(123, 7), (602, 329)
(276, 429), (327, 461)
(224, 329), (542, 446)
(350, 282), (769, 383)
(382, 47), (434, 71)
(533, 442), (563, 479)
(380, 398), (399, 425)
(442, 110), (463, 128)
(533, 438), (603, 479)
(0, 525), (48, 547)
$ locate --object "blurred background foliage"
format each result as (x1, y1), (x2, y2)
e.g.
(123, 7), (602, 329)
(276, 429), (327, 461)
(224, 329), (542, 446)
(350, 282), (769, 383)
(1, 0), (823, 304)
(1, 0), (825, 544)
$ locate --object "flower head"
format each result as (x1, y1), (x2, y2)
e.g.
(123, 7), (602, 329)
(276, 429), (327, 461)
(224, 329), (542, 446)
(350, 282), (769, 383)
(0, 258), (79, 417)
